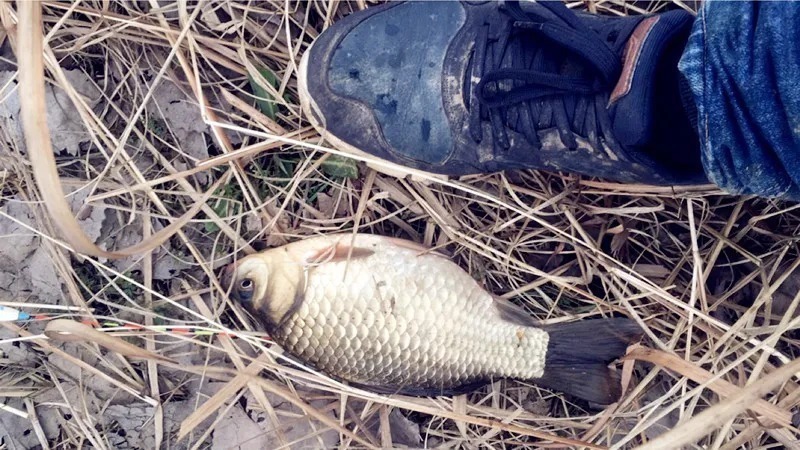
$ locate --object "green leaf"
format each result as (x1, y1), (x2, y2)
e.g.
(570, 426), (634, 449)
(204, 184), (244, 234)
(321, 155), (359, 179)
(204, 198), (228, 233)
(248, 65), (280, 119)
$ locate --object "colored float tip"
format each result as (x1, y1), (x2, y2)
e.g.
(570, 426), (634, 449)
(0, 306), (30, 322)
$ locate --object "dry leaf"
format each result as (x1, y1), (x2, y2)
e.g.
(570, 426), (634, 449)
(388, 409), (421, 447)
(638, 355), (800, 450)
(610, 227), (630, 255)
(17, 1), (224, 259)
(146, 79), (209, 164)
(212, 404), (273, 450)
(624, 346), (792, 427)
(632, 263), (670, 280)
(0, 69), (100, 156)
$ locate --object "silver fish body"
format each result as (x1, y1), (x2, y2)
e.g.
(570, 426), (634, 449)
(277, 237), (547, 392)
(223, 234), (640, 403)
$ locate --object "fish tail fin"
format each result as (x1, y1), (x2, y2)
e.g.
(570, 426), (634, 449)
(537, 318), (642, 405)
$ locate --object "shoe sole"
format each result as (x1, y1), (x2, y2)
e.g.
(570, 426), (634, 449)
(298, 42), (449, 184)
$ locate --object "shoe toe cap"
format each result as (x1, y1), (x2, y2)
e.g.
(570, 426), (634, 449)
(303, 2), (468, 168)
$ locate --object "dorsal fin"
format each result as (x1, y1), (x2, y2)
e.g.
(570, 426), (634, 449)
(377, 236), (448, 258)
(492, 296), (539, 327)
(303, 241), (375, 265)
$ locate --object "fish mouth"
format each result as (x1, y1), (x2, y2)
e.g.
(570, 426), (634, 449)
(218, 262), (238, 296)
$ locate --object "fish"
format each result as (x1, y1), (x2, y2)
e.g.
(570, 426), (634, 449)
(221, 233), (642, 405)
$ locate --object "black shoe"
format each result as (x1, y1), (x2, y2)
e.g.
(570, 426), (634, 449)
(299, 1), (706, 185)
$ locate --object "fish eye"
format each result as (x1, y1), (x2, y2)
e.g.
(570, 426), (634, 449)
(237, 278), (254, 302)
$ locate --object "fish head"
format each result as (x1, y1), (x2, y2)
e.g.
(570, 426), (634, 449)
(220, 255), (272, 317)
(220, 251), (304, 329)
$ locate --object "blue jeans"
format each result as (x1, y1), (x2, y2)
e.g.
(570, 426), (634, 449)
(678, 1), (800, 200)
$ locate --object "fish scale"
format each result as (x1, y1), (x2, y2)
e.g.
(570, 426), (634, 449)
(224, 233), (642, 404)
(271, 239), (548, 390)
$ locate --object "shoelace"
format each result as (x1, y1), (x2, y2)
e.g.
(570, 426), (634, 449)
(469, 1), (641, 154)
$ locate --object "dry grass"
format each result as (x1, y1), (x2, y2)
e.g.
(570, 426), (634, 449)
(1, 0), (800, 448)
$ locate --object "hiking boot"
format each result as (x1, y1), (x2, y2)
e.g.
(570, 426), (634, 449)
(298, 1), (706, 185)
